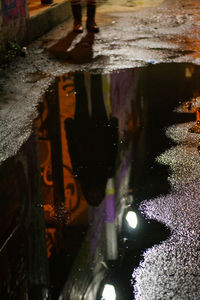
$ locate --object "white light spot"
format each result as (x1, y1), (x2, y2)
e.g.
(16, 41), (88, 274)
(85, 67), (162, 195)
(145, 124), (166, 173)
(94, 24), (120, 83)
(126, 211), (138, 229)
(102, 284), (116, 300)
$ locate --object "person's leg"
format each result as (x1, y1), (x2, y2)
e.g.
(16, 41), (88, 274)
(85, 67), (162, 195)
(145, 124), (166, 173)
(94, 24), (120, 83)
(86, 0), (99, 33)
(70, 0), (83, 33)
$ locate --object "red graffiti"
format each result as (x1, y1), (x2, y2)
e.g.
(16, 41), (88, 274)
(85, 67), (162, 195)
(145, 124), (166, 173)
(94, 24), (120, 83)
(2, 0), (26, 23)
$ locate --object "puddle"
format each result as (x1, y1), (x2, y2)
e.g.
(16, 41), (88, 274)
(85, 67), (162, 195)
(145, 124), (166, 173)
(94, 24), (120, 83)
(1, 63), (200, 300)
(36, 63), (200, 299)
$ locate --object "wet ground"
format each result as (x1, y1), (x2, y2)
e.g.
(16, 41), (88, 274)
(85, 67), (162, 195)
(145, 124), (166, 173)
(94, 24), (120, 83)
(0, 0), (200, 162)
(0, 0), (200, 299)
(1, 0), (200, 164)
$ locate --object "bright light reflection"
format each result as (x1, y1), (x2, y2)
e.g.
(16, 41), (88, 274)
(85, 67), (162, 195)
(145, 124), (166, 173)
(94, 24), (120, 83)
(126, 211), (138, 229)
(102, 284), (116, 300)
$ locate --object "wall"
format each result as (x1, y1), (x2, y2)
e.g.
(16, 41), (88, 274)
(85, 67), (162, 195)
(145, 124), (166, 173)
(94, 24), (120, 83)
(0, 0), (28, 50)
(0, 2), (4, 51)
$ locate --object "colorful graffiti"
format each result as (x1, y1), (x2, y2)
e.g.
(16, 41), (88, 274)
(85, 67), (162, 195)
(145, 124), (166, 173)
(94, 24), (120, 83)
(2, 0), (26, 23)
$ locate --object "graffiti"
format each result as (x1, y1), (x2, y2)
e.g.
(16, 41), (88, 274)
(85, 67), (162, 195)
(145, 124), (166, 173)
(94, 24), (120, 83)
(2, 0), (26, 23)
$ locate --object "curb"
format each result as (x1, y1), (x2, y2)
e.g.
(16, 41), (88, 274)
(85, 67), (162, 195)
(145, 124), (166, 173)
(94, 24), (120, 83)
(28, 0), (72, 43)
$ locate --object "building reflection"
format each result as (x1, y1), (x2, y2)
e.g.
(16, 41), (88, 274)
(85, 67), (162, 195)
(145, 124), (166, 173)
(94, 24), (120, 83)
(57, 64), (200, 300)
(56, 68), (142, 300)
(35, 67), (139, 298)
(37, 71), (120, 299)
(184, 66), (200, 152)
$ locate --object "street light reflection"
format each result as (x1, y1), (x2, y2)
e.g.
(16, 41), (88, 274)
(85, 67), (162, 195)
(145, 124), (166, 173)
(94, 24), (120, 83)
(126, 211), (138, 229)
(102, 284), (116, 300)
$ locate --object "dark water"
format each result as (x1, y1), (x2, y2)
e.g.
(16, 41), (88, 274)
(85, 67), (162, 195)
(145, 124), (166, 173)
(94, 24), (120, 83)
(37, 63), (198, 300)
(0, 63), (199, 300)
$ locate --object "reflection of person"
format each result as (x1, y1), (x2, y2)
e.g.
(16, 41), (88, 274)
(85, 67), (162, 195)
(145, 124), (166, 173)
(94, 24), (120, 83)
(41, 0), (53, 4)
(70, 0), (99, 33)
(65, 73), (118, 206)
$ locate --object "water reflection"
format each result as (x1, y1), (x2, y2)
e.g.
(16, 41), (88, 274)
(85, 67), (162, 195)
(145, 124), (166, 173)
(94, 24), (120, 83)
(184, 96), (200, 133)
(36, 68), (146, 299)
(56, 67), (171, 300)
(183, 91), (200, 154)
(1, 63), (200, 300)
(36, 71), (120, 299)
(126, 211), (138, 229)
(65, 73), (118, 206)
(102, 284), (116, 300)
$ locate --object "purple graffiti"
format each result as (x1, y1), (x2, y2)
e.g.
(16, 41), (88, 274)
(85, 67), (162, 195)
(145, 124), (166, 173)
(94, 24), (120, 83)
(105, 194), (115, 223)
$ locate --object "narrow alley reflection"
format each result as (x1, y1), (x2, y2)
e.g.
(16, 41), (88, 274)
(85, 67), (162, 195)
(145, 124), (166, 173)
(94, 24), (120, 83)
(36, 66), (172, 300)
(37, 71), (119, 299)
(37, 73), (88, 299)
(34, 63), (200, 300)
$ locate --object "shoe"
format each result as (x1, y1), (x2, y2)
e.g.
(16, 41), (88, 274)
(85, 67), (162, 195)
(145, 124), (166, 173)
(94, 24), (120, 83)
(71, 4), (83, 33)
(73, 21), (83, 33)
(86, 4), (99, 33)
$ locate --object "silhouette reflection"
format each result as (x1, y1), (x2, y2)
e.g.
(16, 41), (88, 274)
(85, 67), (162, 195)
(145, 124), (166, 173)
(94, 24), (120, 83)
(65, 73), (118, 206)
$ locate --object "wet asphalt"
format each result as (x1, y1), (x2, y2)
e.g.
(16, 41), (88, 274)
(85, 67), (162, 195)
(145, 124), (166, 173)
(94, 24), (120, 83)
(1, 0), (200, 164)
(0, 1), (200, 299)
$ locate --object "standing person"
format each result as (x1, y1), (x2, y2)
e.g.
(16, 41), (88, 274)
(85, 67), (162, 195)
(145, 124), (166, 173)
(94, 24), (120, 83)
(70, 0), (99, 33)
